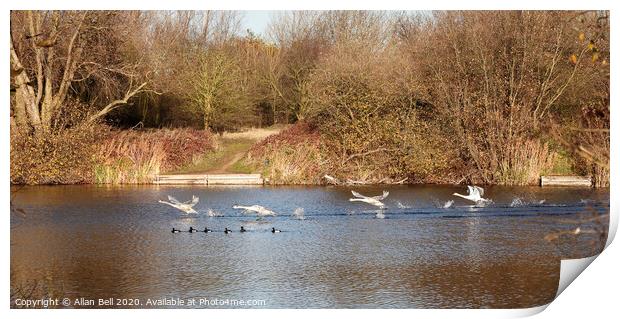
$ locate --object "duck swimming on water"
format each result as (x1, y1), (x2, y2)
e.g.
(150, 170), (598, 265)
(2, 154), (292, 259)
(271, 227), (281, 233)
(203, 227), (212, 233)
(240, 226), (246, 232)
(224, 227), (232, 234)
(189, 226), (198, 233)
(171, 227), (181, 233)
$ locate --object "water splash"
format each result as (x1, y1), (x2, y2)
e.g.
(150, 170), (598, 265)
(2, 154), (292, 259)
(206, 209), (223, 217)
(475, 199), (493, 207)
(510, 197), (526, 207)
(375, 211), (385, 219)
(443, 200), (454, 209)
(292, 207), (306, 220)
(510, 197), (546, 207)
(396, 201), (411, 209)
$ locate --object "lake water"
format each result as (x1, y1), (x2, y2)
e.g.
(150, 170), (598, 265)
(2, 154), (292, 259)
(10, 185), (609, 309)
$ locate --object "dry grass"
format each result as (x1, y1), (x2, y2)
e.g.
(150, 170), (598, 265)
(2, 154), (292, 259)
(245, 122), (324, 184)
(94, 128), (215, 183)
(495, 139), (558, 186)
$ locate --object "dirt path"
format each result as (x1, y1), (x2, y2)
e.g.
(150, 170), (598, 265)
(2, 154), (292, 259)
(211, 152), (246, 173)
(170, 126), (284, 174)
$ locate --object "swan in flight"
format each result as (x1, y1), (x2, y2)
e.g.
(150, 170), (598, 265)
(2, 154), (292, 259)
(349, 190), (389, 209)
(159, 195), (199, 214)
(233, 205), (277, 217)
(453, 186), (490, 204)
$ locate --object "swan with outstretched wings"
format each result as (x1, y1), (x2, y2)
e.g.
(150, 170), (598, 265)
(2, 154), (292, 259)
(159, 195), (199, 214)
(232, 205), (277, 217)
(453, 186), (490, 204)
(349, 190), (389, 209)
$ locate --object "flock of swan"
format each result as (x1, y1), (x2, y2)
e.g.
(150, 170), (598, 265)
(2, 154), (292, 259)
(159, 185), (492, 222)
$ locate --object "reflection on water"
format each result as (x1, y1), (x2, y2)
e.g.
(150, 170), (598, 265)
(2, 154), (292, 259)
(10, 185), (609, 308)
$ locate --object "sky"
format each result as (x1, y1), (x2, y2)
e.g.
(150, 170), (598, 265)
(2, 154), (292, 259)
(240, 10), (280, 37)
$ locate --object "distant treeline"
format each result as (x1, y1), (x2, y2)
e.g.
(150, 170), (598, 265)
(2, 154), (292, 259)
(10, 11), (609, 186)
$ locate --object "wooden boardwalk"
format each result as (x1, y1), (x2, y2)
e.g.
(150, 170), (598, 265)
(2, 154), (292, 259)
(154, 174), (264, 185)
(540, 175), (591, 187)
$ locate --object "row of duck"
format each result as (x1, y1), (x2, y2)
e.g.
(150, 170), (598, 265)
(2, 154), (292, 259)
(172, 226), (281, 233)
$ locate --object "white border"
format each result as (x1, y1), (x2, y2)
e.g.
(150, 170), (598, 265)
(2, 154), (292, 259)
(2, 1), (617, 319)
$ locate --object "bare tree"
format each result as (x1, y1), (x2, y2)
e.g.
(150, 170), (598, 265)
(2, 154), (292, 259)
(10, 10), (150, 135)
(397, 11), (609, 185)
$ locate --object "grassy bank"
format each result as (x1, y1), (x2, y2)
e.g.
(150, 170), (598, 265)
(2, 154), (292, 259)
(10, 123), (605, 186)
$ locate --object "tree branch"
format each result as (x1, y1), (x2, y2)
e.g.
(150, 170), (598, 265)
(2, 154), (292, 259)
(87, 82), (148, 123)
(341, 147), (389, 165)
(54, 12), (87, 109)
(27, 11), (44, 108)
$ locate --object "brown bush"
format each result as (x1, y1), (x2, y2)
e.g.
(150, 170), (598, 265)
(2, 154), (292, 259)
(246, 122), (324, 184)
(304, 40), (455, 183)
(398, 11), (608, 185)
(11, 125), (216, 185)
(10, 124), (103, 184)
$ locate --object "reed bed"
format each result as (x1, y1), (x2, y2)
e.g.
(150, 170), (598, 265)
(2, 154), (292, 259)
(495, 139), (558, 186)
(94, 128), (215, 184)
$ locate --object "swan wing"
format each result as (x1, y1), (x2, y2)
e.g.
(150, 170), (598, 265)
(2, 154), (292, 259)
(351, 190), (370, 199)
(373, 191), (389, 200)
(256, 206), (276, 215)
(167, 195), (182, 205)
(235, 205), (260, 214)
(474, 186), (484, 197)
(466, 186), (475, 196)
(185, 195), (199, 207)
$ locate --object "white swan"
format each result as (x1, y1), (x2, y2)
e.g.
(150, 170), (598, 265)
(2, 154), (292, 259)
(453, 186), (490, 204)
(233, 205), (277, 217)
(349, 190), (389, 209)
(159, 195), (199, 214)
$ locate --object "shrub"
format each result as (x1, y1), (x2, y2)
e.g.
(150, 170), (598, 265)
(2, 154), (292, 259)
(305, 43), (455, 183)
(246, 122), (324, 184)
(10, 124), (102, 184)
(11, 125), (216, 185)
